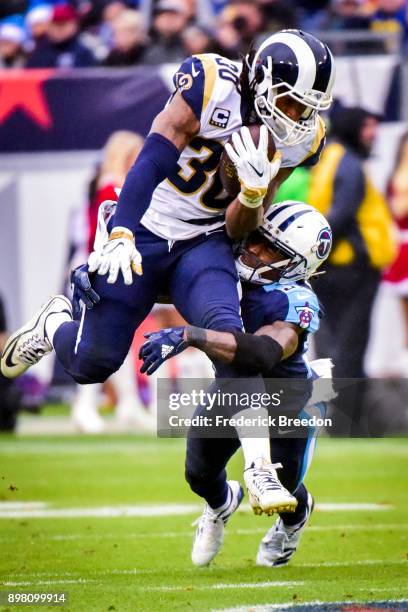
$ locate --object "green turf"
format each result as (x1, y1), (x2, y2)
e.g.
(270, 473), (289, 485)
(0, 436), (407, 611)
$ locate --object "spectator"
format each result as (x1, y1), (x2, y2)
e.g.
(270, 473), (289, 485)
(297, 0), (332, 31)
(143, 0), (190, 65)
(25, 3), (52, 49)
(216, 0), (264, 58)
(309, 106), (396, 431)
(181, 23), (221, 56)
(383, 131), (408, 373)
(0, 1), (27, 21)
(104, 9), (147, 66)
(258, 0), (299, 34)
(97, 0), (129, 48)
(26, 3), (96, 68)
(0, 15), (27, 68)
(330, 0), (373, 29)
(370, 0), (408, 52)
(87, 130), (144, 253)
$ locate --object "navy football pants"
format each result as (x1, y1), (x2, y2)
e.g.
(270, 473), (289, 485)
(185, 424), (313, 524)
(54, 224), (243, 384)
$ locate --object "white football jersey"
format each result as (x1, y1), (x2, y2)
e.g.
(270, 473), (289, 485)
(142, 54), (326, 241)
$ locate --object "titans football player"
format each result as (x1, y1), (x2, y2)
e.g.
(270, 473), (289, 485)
(140, 201), (333, 566)
(1, 31), (335, 513)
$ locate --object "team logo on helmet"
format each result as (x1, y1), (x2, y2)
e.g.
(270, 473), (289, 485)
(316, 228), (332, 260)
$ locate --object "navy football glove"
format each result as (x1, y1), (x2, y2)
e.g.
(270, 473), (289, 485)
(70, 264), (100, 319)
(139, 327), (188, 375)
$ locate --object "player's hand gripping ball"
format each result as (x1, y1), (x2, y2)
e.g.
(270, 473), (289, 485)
(219, 124), (280, 206)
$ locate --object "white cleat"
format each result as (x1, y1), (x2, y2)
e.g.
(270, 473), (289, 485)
(1, 296), (72, 379)
(244, 459), (298, 516)
(257, 492), (314, 567)
(191, 480), (244, 567)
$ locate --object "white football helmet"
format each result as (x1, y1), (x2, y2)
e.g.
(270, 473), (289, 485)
(236, 201), (332, 284)
(248, 29), (335, 146)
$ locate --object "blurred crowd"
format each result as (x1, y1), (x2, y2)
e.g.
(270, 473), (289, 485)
(0, 0), (408, 69)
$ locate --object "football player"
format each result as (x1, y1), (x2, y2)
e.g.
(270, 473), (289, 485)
(139, 201), (333, 567)
(1, 30), (334, 514)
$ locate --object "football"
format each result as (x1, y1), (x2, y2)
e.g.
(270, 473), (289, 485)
(219, 124), (277, 198)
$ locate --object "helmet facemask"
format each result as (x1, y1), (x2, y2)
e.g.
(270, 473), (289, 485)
(252, 56), (332, 146)
(235, 230), (308, 285)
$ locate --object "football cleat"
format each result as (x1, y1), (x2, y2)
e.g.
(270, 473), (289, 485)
(256, 492), (314, 567)
(1, 295), (72, 379)
(244, 459), (298, 516)
(191, 480), (244, 567)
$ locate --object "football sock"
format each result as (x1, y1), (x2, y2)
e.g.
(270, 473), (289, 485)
(210, 484), (232, 514)
(205, 479), (229, 511)
(235, 408), (271, 469)
(280, 483), (308, 526)
(45, 311), (73, 346)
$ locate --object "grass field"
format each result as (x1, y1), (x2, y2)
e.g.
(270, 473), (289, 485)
(0, 435), (407, 611)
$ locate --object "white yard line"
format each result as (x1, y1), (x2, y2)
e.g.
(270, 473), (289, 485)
(0, 501), (393, 519)
(296, 559), (407, 568)
(314, 503), (392, 511)
(3, 579), (97, 587)
(0, 503), (202, 518)
(146, 581), (305, 592)
(2, 560), (406, 583)
(2, 578), (303, 591)
(0, 524), (405, 545)
(3, 579), (406, 595)
(0, 502), (47, 510)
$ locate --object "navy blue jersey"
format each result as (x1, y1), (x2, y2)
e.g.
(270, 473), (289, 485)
(240, 281), (321, 379)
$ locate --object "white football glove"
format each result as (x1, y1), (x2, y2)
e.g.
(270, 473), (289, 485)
(88, 226), (143, 285)
(225, 125), (281, 208)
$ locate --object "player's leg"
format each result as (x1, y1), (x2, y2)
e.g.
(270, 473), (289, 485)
(256, 413), (322, 567)
(170, 230), (297, 514)
(185, 406), (242, 566)
(53, 276), (156, 384)
(1, 225), (166, 384)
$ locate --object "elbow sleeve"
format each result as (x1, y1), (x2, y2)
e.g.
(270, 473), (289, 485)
(231, 332), (283, 376)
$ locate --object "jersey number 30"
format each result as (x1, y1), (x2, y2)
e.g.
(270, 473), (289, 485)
(167, 137), (233, 211)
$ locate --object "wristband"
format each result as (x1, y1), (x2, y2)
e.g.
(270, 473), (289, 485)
(185, 326), (207, 347)
(238, 185), (267, 209)
(109, 226), (134, 242)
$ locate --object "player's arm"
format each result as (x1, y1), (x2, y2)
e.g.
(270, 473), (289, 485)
(111, 91), (200, 235)
(188, 321), (299, 369)
(88, 62), (201, 284)
(225, 165), (295, 238)
(139, 321), (301, 376)
(224, 127), (282, 240)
